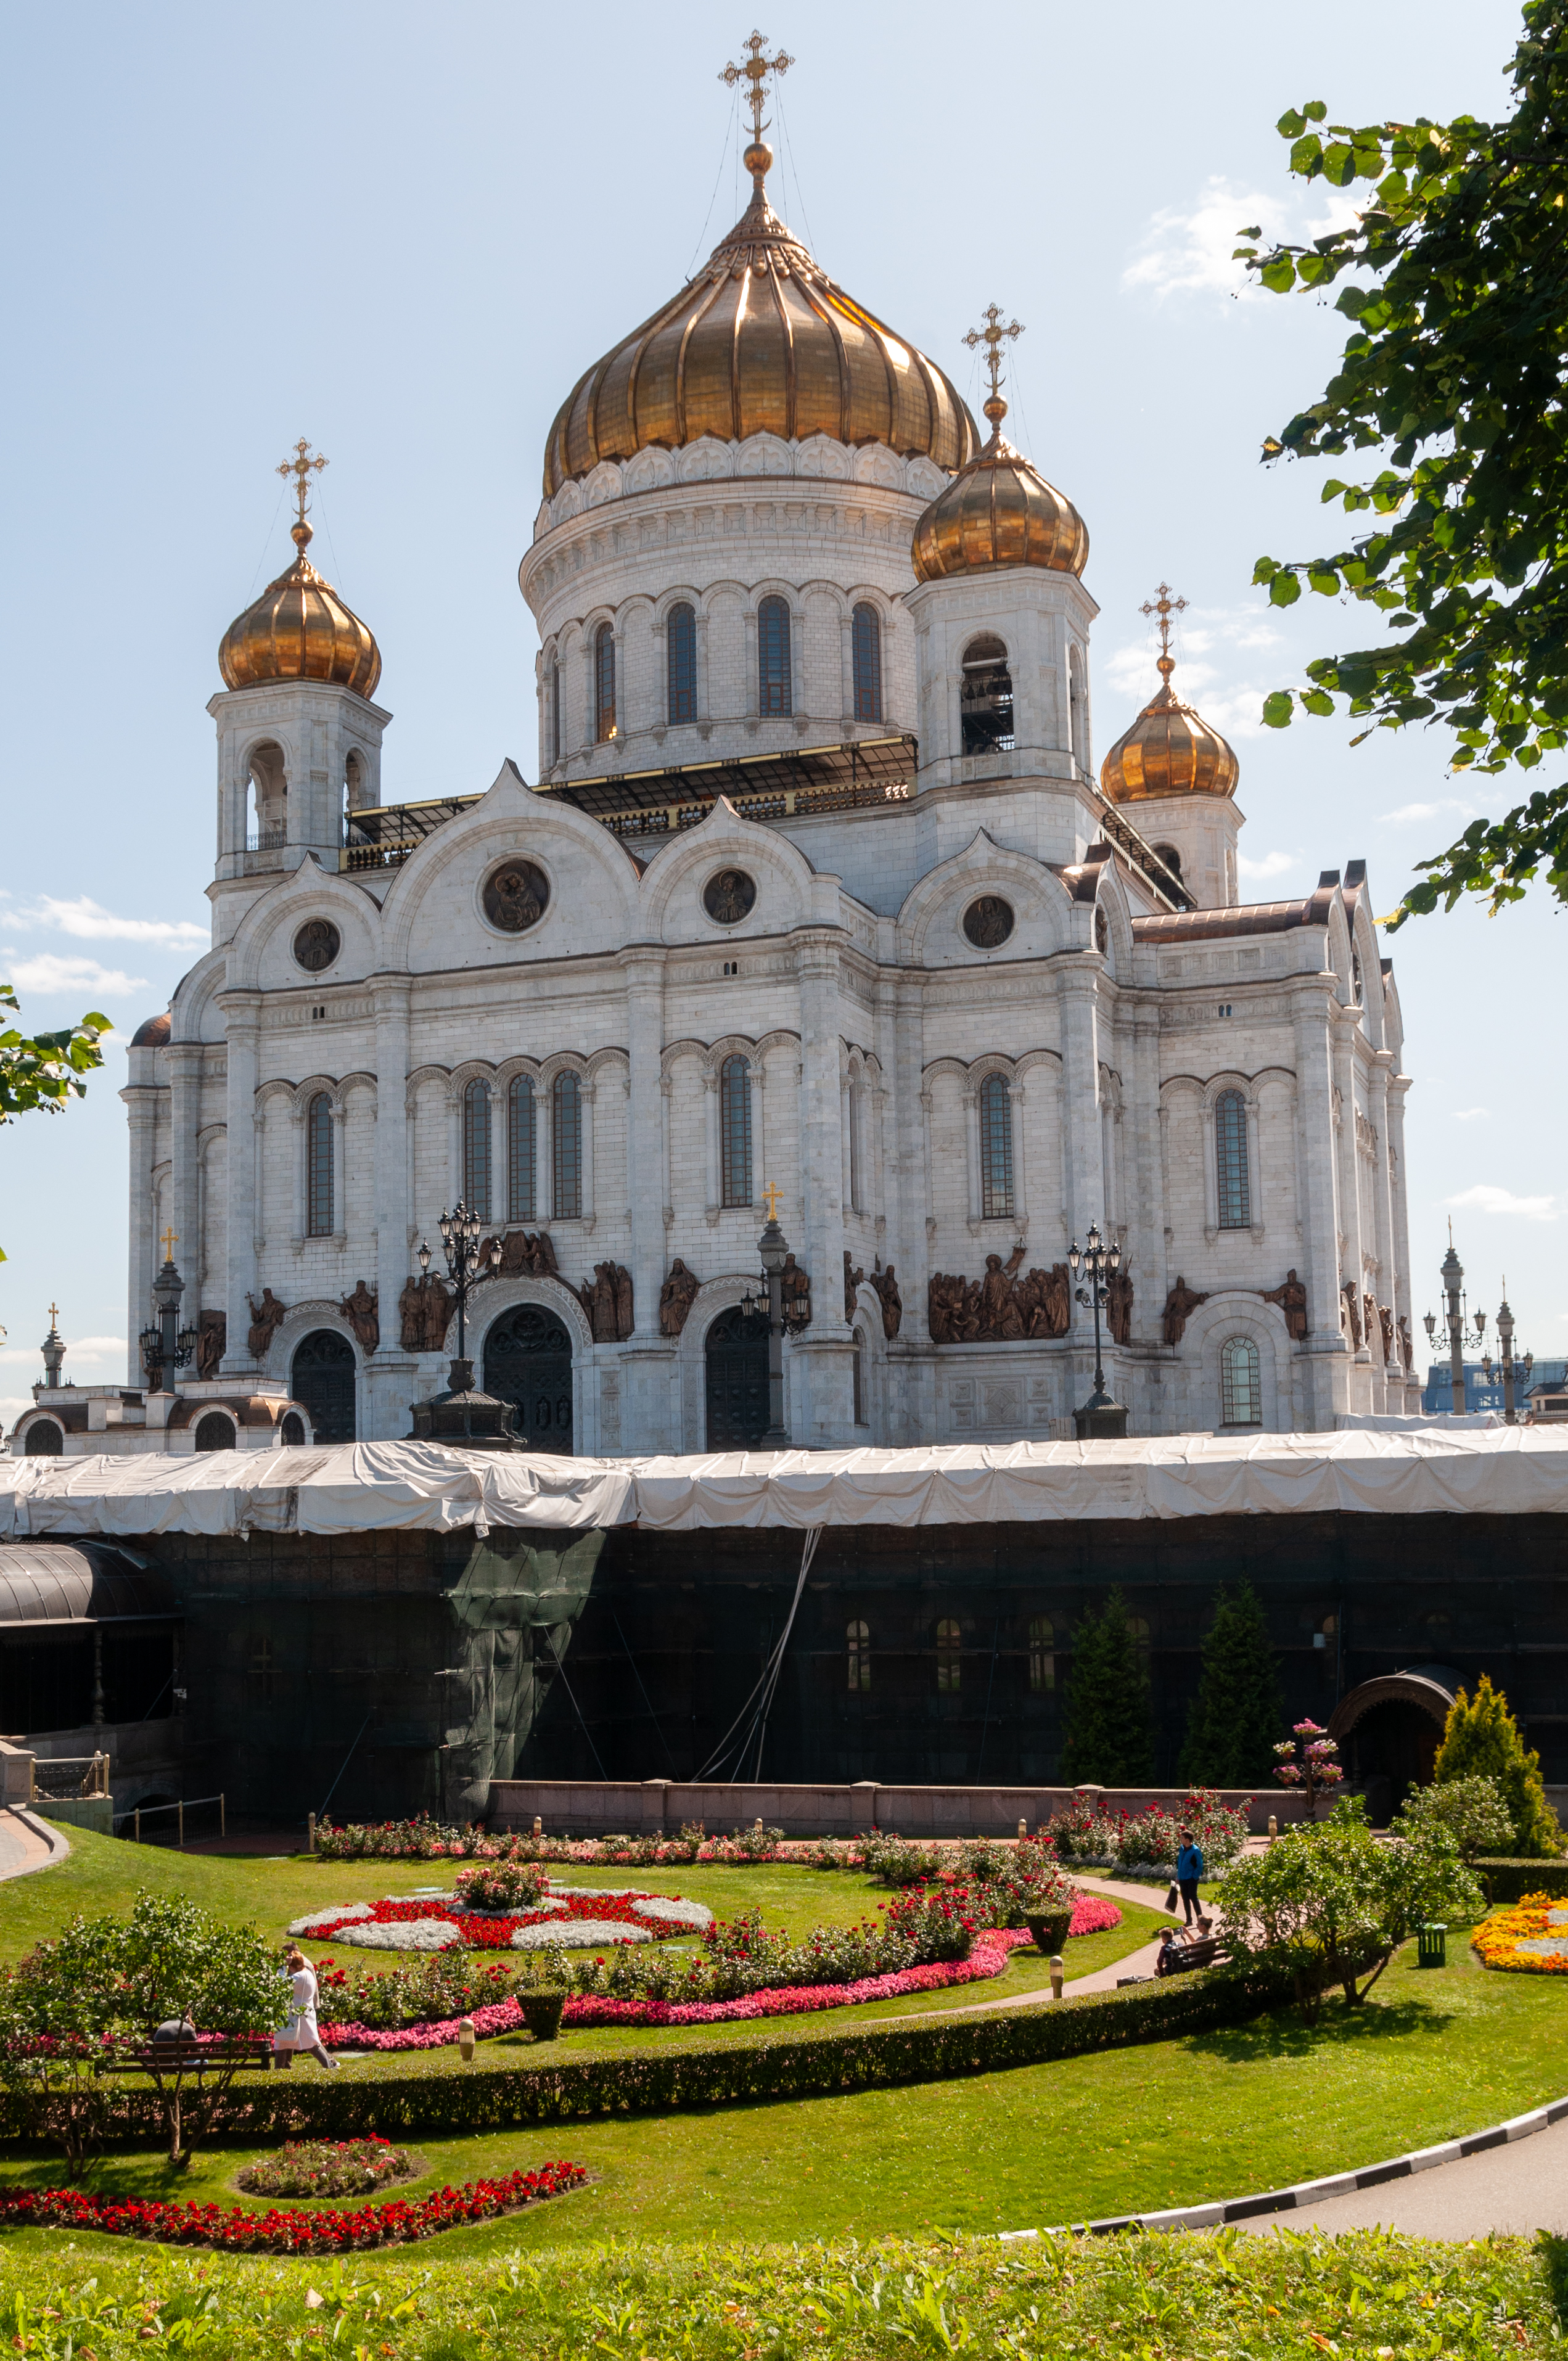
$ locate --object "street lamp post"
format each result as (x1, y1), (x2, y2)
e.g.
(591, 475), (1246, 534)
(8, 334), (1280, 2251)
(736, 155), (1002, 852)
(1068, 1222), (1128, 1440)
(138, 1232), (197, 1394)
(1439, 1235), (1466, 1415)
(742, 1185), (808, 1450)
(1480, 1282), (1529, 1425)
(406, 1203), (522, 1450)
(425, 1201), (501, 1382)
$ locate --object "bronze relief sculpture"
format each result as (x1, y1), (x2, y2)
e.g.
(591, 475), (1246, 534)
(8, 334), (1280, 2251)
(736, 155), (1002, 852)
(1341, 1282), (1363, 1350)
(1162, 1278), (1209, 1348)
(196, 1308), (227, 1381)
(246, 1287), (288, 1361)
(927, 1251), (1072, 1344)
(579, 1262), (634, 1342)
(1106, 1265), (1134, 1347)
(339, 1281), (380, 1355)
(400, 1272), (453, 1353)
(481, 1228), (559, 1279)
(659, 1257), (701, 1337)
(868, 1257), (902, 1341)
(1259, 1269), (1309, 1342)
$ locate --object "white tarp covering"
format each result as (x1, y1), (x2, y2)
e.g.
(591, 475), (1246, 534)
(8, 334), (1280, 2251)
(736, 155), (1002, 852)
(2, 1426), (1566, 1538)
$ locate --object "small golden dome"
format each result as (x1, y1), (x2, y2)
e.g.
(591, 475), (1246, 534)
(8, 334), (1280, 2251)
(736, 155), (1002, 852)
(1100, 640), (1239, 803)
(542, 181), (979, 496)
(909, 409), (1088, 582)
(218, 519), (381, 699)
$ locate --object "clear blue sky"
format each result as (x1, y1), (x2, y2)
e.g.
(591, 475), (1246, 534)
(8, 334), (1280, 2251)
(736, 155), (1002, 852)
(1, 0), (1555, 1420)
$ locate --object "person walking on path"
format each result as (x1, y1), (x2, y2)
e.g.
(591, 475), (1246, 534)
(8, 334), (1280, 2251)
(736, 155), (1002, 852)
(273, 1946), (340, 2070)
(1175, 1828), (1206, 1926)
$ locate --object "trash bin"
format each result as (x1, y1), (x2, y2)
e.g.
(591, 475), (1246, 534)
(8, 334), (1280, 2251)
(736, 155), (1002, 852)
(1417, 1922), (1447, 1968)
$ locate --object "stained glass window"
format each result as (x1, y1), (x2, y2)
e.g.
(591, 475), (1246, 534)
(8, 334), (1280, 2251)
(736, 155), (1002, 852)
(1215, 1089), (1250, 1228)
(979, 1073), (1014, 1220)
(1221, 1336), (1263, 1427)
(306, 1092), (334, 1236)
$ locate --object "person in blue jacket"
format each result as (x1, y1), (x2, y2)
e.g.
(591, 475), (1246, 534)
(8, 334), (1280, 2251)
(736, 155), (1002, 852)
(1175, 1828), (1205, 1926)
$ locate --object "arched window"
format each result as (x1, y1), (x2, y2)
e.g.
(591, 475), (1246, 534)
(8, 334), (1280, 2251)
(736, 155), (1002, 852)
(23, 1419), (62, 1456)
(508, 1075), (536, 1222)
(1069, 645), (1086, 770)
(553, 1072), (583, 1219)
(1152, 842), (1182, 878)
(758, 596), (792, 716)
(462, 1079), (491, 1222)
(936, 1618), (963, 1693)
(1028, 1615), (1055, 1694)
(852, 1329), (868, 1426)
(852, 603), (882, 723)
(667, 602), (696, 725)
(979, 1073), (1014, 1220)
(194, 1411), (236, 1453)
(720, 1054), (752, 1207)
(1214, 1089), (1250, 1229)
(594, 623), (616, 742)
(343, 749), (363, 815)
(291, 1329), (356, 1443)
(306, 1092), (334, 1236)
(847, 1619), (870, 1693)
(549, 659), (562, 765)
(1220, 1336), (1263, 1427)
(279, 1411), (306, 1447)
(961, 634), (1013, 755)
(245, 739), (287, 849)
(847, 1078), (863, 1212)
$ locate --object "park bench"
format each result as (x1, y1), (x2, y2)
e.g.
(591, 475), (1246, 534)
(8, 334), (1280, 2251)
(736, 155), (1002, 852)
(96, 2033), (278, 2077)
(1157, 1932), (1226, 1976)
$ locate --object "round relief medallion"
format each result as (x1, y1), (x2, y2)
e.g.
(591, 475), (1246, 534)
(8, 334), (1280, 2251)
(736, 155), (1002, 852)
(482, 858), (550, 934)
(293, 919), (341, 974)
(703, 868), (757, 926)
(963, 895), (1014, 950)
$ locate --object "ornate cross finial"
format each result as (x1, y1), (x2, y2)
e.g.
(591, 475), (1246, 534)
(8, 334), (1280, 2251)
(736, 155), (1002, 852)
(277, 438), (327, 549)
(963, 305), (1024, 425)
(46, 1302), (59, 1328)
(1139, 581), (1188, 682)
(761, 1181), (783, 1222)
(160, 1226), (178, 1263)
(721, 30), (792, 144)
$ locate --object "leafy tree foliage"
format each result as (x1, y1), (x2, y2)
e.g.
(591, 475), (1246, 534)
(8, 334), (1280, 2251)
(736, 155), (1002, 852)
(1238, 4), (1568, 924)
(1433, 1673), (1563, 1857)
(0, 983), (109, 1262)
(1179, 1580), (1284, 1786)
(1394, 1772), (1516, 1863)
(1059, 1588), (1155, 1786)
(1216, 1795), (1484, 2018)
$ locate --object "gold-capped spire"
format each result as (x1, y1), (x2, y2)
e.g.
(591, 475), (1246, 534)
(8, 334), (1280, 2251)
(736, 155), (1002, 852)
(1099, 584), (1239, 804)
(218, 443), (380, 699)
(909, 304), (1086, 582)
(963, 305), (1023, 428)
(721, 30), (793, 195)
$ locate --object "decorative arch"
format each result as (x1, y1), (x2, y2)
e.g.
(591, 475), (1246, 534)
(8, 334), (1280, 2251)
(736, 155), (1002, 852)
(895, 829), (1071, 967)
(223, 860), (382, 993)
(263, 1301), (364, 1384)
(636, 798), (816, 941)
(1327, 1670), (1459, 1747)
(1172, 1294), (1291, 1434)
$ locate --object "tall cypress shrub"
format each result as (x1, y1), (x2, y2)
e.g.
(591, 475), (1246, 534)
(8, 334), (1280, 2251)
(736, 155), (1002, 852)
(1179, 1580), (1284, 1788)
(1434, 1674), (1562, 1858)
(1059, 1587), (1155, 1784)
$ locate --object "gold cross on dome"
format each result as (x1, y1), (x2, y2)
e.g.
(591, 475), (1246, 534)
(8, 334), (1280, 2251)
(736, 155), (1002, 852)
(160, 1226), (178, 1262)
(761, 1181), (783, 1221)
(46, 1302), (59, 1327)
(721, 30), (792, 141)
(1140, 581), (1188, 663)
(277, 438), (328, 527)
(963, 305), (1024, 404)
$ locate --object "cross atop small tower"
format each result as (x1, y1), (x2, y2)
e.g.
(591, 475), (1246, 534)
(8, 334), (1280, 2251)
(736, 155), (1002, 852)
(761, 1181), (783, 1222)
(46, 1302), (60, 1329)
(1139, 581), (1188, 682)
(721, 30), (792, 143)
(277, 438), (328, 535)
(963, 305), (1024, 422)
(160, 1225), (178, 1264)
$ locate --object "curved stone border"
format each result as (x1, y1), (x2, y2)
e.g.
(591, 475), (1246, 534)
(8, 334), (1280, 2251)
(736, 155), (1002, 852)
(0, 1807), (70, 1883)
(999, 2093), (1568, 2238)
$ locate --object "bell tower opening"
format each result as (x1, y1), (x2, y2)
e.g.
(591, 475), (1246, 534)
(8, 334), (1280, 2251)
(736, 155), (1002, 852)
(961, 636), (1014, 755)
(246, 741), (288, 850)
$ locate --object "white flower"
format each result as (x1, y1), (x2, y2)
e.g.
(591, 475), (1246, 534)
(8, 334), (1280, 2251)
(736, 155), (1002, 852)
(512, 1918), (653, 1950)
(631, 1896), (714, 1931)
(329, 1918), (463, 1952)
(287, 1904), (374, 1936)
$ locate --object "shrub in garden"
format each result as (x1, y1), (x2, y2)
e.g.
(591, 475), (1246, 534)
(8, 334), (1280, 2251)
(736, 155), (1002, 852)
(1394, 1773), (1516, 1863)
(1059, 1588), (1155, 1784)
(862, 1831), (945, 1885)
(956, 1837), (1075, 1928)
(0, 1953), (116, 2166)
(235, 2135), (420, 2198)
(1043, 1792), (1120, 1861)
(453, 1860), (549, 1912)
(1215, 1796), (1484, 2019)
(1434, 1675), (1563, 1857)
(1180, 1579), (1284, 1786)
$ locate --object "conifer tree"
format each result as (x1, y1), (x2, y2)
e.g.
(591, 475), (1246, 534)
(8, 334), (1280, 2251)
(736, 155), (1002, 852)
(1059, 1588), (1155, 1786)
(1434, 1674), (1562, 1858)
(1180, 1580), (1284, 1788)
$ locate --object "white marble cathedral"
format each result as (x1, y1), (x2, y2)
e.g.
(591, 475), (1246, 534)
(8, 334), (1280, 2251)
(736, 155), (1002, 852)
(103, 45), (1421, 1460)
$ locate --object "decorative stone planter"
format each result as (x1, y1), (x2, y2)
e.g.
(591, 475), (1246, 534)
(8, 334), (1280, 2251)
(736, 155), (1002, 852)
(1024, 1908), (1073, 1956)
(520, 1990), (565, 2042)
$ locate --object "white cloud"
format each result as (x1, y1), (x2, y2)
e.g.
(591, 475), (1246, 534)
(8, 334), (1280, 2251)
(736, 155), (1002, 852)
(1122, 176), (1358, 303)
(1451, 1107), (1490, 1123)
(0, 1336), (124, 1368)
(1238, 849), (1300, 884)
(9, 895), (207, 950)
(1382, 798), (1469, 825)
(1446, 1184), (1557, 1222)
(0, 1396), (30, 1429)
(1, 952), (147, 1000)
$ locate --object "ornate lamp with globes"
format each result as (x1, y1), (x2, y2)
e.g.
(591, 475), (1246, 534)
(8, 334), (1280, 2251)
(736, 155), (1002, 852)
(1069, 1223), (1128, 1441)
(406, 1201), (523, 1450)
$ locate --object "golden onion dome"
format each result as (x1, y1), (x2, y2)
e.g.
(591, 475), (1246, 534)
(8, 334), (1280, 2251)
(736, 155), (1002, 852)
(909, 334), (1087, 582)
(219, 442), (380, 699)
(541, 153), (979, 496)
(1100, 630), (1239, 803)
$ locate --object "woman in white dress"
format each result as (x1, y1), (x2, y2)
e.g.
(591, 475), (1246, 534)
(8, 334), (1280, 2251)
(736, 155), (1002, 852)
(274, 1945), (340, 2069)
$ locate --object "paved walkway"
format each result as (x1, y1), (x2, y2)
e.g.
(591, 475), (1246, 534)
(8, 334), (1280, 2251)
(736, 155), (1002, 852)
(0, 1807), (68, 1881)
(1242, 2114), (1568, 2240)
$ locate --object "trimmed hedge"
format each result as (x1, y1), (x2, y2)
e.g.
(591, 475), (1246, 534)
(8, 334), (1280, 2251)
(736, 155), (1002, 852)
(1475, 1857), (1568, 1904)
(1, 1969), (1284, 2146)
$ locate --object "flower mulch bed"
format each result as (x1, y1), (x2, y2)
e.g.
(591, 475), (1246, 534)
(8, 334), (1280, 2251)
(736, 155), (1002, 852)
(289, 1887), (712, 1955)
(1472, 1894), (1568, 1974)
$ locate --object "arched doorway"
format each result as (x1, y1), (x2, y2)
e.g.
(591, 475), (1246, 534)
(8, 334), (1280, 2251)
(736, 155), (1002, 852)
(23, 1421), (62, 1456)
(1329, 1668), (1458, 1826)
(194, 1411), (236, 1452)
(704, 1304), (770, 1448)
(484, 1303), (573, 1453)
(290, 1330), (356, 1444)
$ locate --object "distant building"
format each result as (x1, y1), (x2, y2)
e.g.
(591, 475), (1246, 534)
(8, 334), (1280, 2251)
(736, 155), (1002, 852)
(1422, 1357), (1566, 1419)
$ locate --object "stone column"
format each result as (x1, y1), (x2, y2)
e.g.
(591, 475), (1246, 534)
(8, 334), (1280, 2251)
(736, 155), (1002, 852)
(619, 950), (667, 1337)
(580, 1080), (596, 1226)
(1331, 1007), (1365, 1361)
(1386, 1072), (1417, 1402)
(1057, 971), (1107, 1247)
(369, 975), (416, 1439)
(122, 1077), (160, 1387)
(793, 929), (852, 1442)
(167, 1042), (204, 1322)
(216, 994), (260, 1372)
(1289, 975), (1347, 1426)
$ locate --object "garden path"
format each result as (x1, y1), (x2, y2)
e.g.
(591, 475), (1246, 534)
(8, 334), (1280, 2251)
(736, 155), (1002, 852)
(0, 1807), (67, 1882)
(1241, 2112), (1568, 2239)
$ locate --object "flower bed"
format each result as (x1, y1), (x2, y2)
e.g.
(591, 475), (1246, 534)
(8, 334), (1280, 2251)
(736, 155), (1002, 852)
(1471, 1894), (1568, 1974)
(315, 1894), (1123, 2045)
(235, 2135), (421, 2198)
(0, 2161), (586, 2252)
(289, 1887), (712, 1954)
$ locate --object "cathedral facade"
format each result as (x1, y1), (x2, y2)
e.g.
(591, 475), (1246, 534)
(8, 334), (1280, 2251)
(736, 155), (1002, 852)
(115, 111), (1421, 1459)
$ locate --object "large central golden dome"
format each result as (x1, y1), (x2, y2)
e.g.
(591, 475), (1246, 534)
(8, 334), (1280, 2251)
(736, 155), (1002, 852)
(542, 179), (980, 497)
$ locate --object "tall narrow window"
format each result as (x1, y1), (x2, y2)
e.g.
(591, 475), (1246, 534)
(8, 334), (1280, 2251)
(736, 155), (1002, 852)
(1215, 1088), (1250, 1228)
(549, 659), (562, 765)
(462, 1079), (491, 1221)
(936, 1618), (963, 1693)
(507, 1075), (536, 1222)
(1220, 1336), (1263, 1427)
(853, 1332), (867, 1425)
(847, 1618), (870, 1693)
(306, 1092), (334, 1236)
(960, 634), (1014, 754)
(758, 596), (792, 717)
(847, 1080), (862, 1212)
(852, 602), (882, 723)
(553, 1072), (583, 1218)
(720, 1054), (752, 1207)
(594, 623), (616, 743)
(667, 602), (696, 724)
(979, 1072), (1014, 1220)
(1028, 1615), (1055, 1694)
